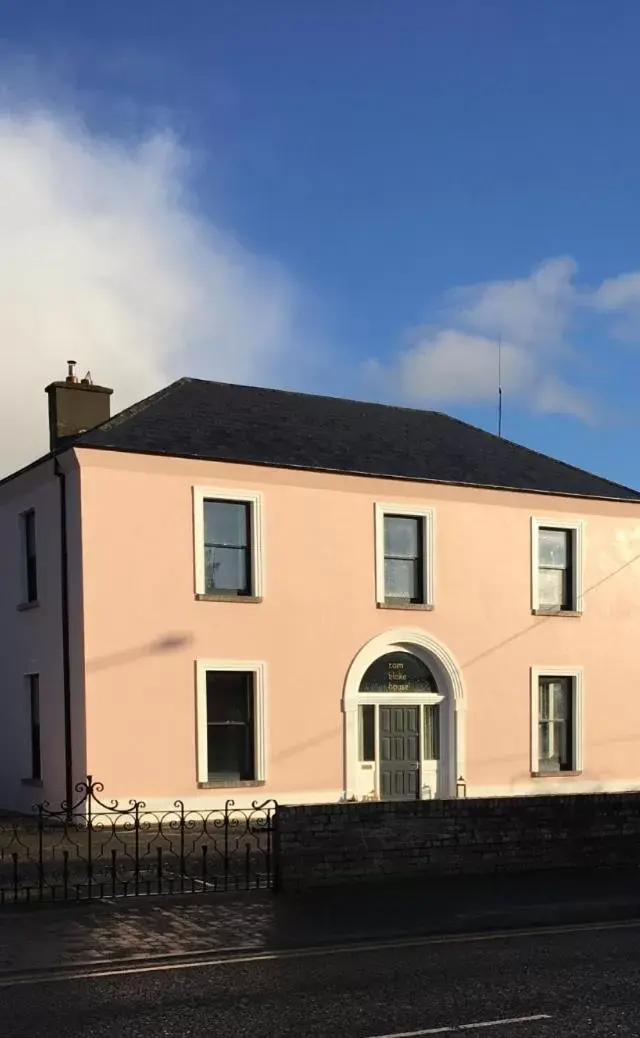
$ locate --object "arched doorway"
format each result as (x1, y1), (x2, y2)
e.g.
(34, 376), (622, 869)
(359, 651), (440, 800)
(343, 630), (465, 801)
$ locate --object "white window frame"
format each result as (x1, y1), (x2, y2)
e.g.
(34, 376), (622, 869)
(192, 487), (264, 598)
(374, 503), (435, 607)
(530, 666), (583, 775)
(195, 659), (267, 785)
(531, 516), (584, 614)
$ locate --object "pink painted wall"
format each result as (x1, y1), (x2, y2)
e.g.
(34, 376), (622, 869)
(0, 453), (85, 812)
(75, 448), (640, 806)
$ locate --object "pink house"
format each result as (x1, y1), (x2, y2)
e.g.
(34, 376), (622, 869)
(2, 363), (640, 813)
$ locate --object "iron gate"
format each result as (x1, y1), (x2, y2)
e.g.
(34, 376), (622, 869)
(0, 777), (277, 906)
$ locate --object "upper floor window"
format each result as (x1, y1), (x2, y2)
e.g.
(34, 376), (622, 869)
(204, 500), (251, 595)
(374, 504), (434, 608)
(21, 510), (38, 604)
(531, 518), (583, 615)
(385, 515), (424, 603)
(193, 488), (263, 600)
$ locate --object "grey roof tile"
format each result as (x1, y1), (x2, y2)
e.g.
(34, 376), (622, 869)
(76, 377), (640, 501)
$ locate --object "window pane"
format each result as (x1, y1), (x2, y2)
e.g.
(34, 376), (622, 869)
(539, 683), (550, 720)
(24, 512), (36, 555)
(424, 704), (440, 760)
(538, 568), (565, 609)
(552, 681), (569, 720)
(384, 516), (421, 558)
(26, 557), (38, 602)
(207, 725), (254, 782)
(359, 705), (375, 761)
(539, 721), (552, 768)
(384, 557), (420, 600)
(204, 500), (249, 548)
(205, 545), (249, 594)
(206, 672), (251, 723)
(538, 720), (569, 773)
(554, 720), (568, 764)
(538, 528), (569, 567)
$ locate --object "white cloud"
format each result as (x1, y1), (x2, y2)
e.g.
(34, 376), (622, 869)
(0, 107), (306, 477)
(389, 330), (534, 402)
(587, 271), (640, 342)
(366, 257), (592, 422)
(532, 376), (593, 422)
(590, 272), (640, 312)
(454, 256), (576, 348)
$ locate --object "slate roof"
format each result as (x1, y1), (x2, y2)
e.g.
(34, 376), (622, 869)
(75, 377), (640, 501)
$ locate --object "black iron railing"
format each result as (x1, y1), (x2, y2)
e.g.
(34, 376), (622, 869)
(0, 777), (277, 906)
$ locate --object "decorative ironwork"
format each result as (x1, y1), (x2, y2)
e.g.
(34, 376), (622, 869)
(0, 777), (277, 907)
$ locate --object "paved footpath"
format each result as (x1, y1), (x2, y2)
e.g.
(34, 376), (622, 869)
(0, 867), (639, 977)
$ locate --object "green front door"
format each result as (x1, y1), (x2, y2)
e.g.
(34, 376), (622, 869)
(378, 705), (420, 800)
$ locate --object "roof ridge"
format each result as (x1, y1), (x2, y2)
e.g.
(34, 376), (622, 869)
(182, 376), (438, 417)
(77, 377), (191, 437)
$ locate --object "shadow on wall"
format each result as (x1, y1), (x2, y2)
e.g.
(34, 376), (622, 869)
(271, 727), (341, 765)
(86, 634), (193, 673)
(462, 547), (640, 673)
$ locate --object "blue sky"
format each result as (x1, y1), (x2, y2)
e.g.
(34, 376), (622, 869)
(2, 1), (640, 487)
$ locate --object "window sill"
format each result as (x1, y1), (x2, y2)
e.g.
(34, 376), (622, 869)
(21, 778), (43, 788)
(377, 601), (434, 611)
(532, 609), (582, 618)
(195, 594), (263, 604)
(531, 770), (582, 779)
(198, 779), (265, 789)
(17, 600), (40, 612)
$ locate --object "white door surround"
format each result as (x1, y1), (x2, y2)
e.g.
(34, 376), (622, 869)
(342, 629), (466, 801)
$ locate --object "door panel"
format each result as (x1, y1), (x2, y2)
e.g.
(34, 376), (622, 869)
(379, 706), (420, 800)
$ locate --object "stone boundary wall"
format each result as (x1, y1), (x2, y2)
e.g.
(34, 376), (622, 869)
(274, 793), (640, 890)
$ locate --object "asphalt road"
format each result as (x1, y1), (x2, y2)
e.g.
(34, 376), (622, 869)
(1, 920), (640, 1037)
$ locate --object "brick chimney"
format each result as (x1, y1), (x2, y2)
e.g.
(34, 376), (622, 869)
(45, 361), (113, 450)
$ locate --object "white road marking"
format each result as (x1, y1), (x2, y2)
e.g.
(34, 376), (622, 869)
(369, 1016), (552, 1038)
(369, 1028), (453, 1037)
(459, 1016), (551, 1029)
(0, 915), (638, 988)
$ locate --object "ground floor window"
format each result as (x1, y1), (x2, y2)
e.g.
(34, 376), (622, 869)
(27, 673), (41, 781)
(537, 676), (574, 773)
(196, 661), (266, 786)
(206, 671), (255, 782)
(531, 668), (582, 777)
